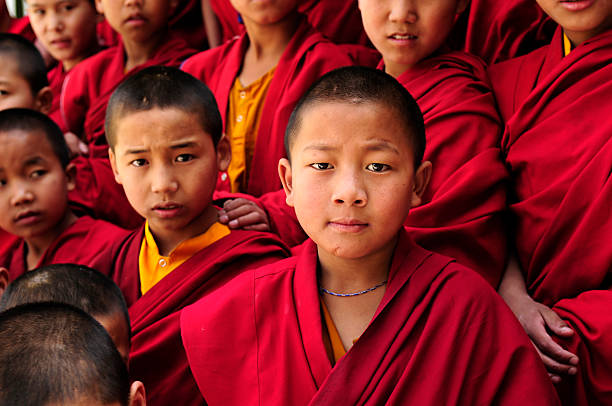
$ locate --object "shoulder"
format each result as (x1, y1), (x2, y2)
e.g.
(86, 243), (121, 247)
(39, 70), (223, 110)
(181, 38), (240, 76)
(68, 46), (118, 79)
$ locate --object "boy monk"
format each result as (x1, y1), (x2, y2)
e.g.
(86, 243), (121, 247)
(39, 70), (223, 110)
(0, 108), (130, 280)
(0, 263), (131, 364)
(180, 67), (560, 405)
(181, 0), (355, 196)
(106, 66), (289, 405)
(0, 302), (146, 406)
(60, 0), (196, 229)
(237, 0), (509, 285)
(488, 1), (612, 404)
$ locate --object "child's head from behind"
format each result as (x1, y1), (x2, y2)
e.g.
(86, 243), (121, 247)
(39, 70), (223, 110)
(0, 33), (52, 112)
(359, 0), (468, 77)
(281, 66), (431, 263)
(0, 108), (74, 244)
(107, 66), (230, 250)
(0, 302), (145, 406)
(0, 263), (131, 364)
(26, 0), (99, 70)
(535, 0), (612, 45)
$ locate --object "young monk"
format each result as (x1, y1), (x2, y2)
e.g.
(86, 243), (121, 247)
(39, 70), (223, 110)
(0, 109), (130, 280)
(0, 263), (131, 363)
(106, 66), (289, 405)
(60, 0), (196, 229)
(0, 302), (146, 406)
(488, 1), (612, 404)
(181, 0), (355, 196)
(26, 0), (101, 135)
(180, 67), (560, 405)
(231, 0), (509, 285)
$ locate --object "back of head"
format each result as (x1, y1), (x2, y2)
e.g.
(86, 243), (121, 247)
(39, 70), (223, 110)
(0, 302), (129, 406)
(0, 108), (70, 168)
(0, 263), (130, 338)
(105, 66), (222, 149)
(0, 33), (49, 94)
(285, 66), (426, 166)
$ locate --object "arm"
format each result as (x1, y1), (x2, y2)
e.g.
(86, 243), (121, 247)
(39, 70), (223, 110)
(201, 0), (222, 49)
(498, 254), (579, 383)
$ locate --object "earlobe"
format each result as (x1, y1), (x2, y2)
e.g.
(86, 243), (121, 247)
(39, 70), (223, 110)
(94, 0), (104, 14)
(216, 135), (231, 172)
(0, 267), (9, 298)
(65, 163), (77, 192)
(410, 160), (432, 208)
(108, 148), (122, 185)
(128, 381), (147, 406)
(35, 86), (53, 114)
(278, 158), (294, 207)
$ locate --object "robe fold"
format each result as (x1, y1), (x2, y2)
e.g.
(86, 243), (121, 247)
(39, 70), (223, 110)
(111, 225), (289, 405)
(181, 229), (559, 405)
(47, 62), (67, 131)
(489, 27), (612, 405)
(258, 52), (508, 286)
(182, 17), (354, 196)
(0, 216), (130, 281)
(60, 34), (195, 229)
(448, 0), (556, 64)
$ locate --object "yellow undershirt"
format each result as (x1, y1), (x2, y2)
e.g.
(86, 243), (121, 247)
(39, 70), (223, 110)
(225, 67), (276, 193)
(138, 221), (230, 295)
(563, 32), (573, 57)
(320, 297), (347, 364)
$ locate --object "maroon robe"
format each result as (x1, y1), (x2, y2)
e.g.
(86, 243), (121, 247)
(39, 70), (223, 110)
(489, 27), (612, 405)
(5, 16), (35, 42)
(47, 62), (67, 131)
(111, 224), (290, 406)
(181, 229), (560, 405)
(181, 17), (354, 196)
(60, 34), (195, 229)
(0, 216), (130, 281)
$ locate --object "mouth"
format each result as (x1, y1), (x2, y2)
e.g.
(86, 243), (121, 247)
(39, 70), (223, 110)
(389, 33), (418, 41)
(559, 0), (594, 10)
(14, 210), (42, 225)
(328, 218), (369, 233)
(152, 202), (183, 218)
(125, 13), (147, 26)
(50, 38), (71, 49)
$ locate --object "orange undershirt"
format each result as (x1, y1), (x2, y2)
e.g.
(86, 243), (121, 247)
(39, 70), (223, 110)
(563, 32), (573, 57)
(138, 221), (230, 294)
(320, 297), (347, 364)
(225, 67), (276, 192)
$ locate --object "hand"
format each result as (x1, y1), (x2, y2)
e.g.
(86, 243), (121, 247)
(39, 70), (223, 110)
(218, 198), (270, 232)
(64, 132), (89, 157)
(502, 292), (579, 383)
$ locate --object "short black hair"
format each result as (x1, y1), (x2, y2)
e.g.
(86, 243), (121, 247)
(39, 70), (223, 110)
(0, 33), (49, 95)
(285, 66), (426, 167)
(0, 263), (130, 340)
(0, 302), (129, 406)
(105, 65), (223, 149)
(0, 108), (70, 168)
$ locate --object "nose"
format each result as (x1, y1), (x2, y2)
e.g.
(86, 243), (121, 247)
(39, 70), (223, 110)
(389, 0), (418, 24)
(150, 165), (178, 195)
(48, 12), (64, 32)
(331, 169), (367, 207)
(10, 182), (35, 207)
(125, 0), (143, 8)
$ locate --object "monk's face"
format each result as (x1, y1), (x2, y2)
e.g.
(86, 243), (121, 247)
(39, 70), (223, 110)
(109, 108), (230, 252)
(0, 57), (38, 111)
(229, 0), (299, 26)
(359, 0), (468, 78)
(95, 0), (177, 42)
(536, 0), (612, 46)
(0, 129), (74, 244)
(279, 101), (430, 263)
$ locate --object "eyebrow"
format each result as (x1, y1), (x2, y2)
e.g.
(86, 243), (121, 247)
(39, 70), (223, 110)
(24, 157), (45, 167)
(302, 144), (337, 152)
(364, 140), (400, 155)
(170, 141), (198, 150)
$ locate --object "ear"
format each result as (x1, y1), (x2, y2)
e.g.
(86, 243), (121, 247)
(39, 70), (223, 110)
(65, 162), (77, 192)
(108, 147), (122, 185)
(278, 158), (294, 207)
(410, 160), (432, 208)
(34, 86), (53, 114)
(456, 0), (469, 14)
(0, 267), (9, 298)
(215, 134), (231, 172)
(94, 0), (104, 15)
(128, 381), (147, 406)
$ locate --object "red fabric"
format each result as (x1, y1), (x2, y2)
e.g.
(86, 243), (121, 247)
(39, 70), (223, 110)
(111, 225), (289, 406)
(259, 52), (508, 286)
(7, 16), (35, 42)
(47, 62), (67, 131)
(60, 34), (195, 229)
(209, 0), (368, 46)
(0, 229), (19, 262)
(489, 27), (612, 405)
(181, 229), (559, 405)
(182, 17), (354, 196)
(0, 216), (130, 281)
(447, 0), (556, 64)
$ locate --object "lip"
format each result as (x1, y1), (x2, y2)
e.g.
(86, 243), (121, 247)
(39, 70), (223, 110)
(49, 38), (72, 49)
(14, 210), (42, 226)
(559, 0), (595, 11)
(328, 218), (369, 233)
(152, 202), (183, 219)
(388, 32), (418, 45)
(125, 13), (147, 26)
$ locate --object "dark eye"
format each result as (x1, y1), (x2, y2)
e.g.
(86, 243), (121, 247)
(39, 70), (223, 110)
(0, 179), (6, 186)
(310, 163), (333, 170)
(0, 90), (8, 96)
(30, 169), (47, 179)
(130, 159), (147, 167)
(176, 154), (194, 163)
(366, 163), (390, 172)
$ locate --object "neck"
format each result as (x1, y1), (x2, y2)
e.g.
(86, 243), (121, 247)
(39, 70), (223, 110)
(242, 11), (300, 62)
(25, 210), (77, 269)
(384, 60), (411, 79)
(123, 30), (166, 72)
(564, 24), (612, 47)
(63, 45), (101, 71)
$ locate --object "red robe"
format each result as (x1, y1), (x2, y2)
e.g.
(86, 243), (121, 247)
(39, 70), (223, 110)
(489, 27), (612, 405)
(259, 52), (509, 286)
(181, 17), (354, 196)
(181, 229), (560, 405)
(6, 16), (35, 42)
(0, 216), (130, 281)
(111, 225), (290, 406)
(47, 62), (67, 131)
(448, 0), (555, 64)
(60, 34), (195, 229)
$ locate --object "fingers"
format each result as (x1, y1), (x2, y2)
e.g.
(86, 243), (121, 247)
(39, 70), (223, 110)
(533, 344), (577, 376)
(541, 306), (574, 337)
(218, 199), (270, 231)
(222, 198), (253, 211)
(64, 132), (89, 157)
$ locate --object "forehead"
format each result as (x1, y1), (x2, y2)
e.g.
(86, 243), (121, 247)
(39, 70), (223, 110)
(0, 55), (28, 84)
(0, 129), (55, 161)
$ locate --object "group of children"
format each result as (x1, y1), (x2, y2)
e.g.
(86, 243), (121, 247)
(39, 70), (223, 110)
(0, 0), (609, 405)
